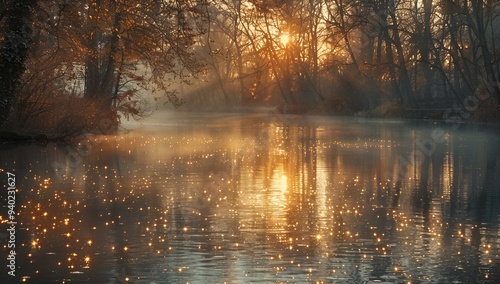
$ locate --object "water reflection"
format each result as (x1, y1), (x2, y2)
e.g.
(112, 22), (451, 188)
(1, 114), (499, 283)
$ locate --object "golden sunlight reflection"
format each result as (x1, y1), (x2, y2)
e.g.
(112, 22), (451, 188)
(1, 114), (500, 283)
(277, 173), (288, 192)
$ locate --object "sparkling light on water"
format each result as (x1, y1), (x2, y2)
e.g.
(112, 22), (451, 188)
(0, 114), (499, 283)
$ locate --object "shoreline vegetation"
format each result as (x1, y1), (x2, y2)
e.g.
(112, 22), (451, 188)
(1, 1), (500, 143)
(0, 97), (119, 143)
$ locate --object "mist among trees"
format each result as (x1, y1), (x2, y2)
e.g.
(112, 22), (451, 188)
(1, 0), (500, 138)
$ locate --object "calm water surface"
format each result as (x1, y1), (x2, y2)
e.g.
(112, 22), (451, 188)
(1, 113), (500, 283)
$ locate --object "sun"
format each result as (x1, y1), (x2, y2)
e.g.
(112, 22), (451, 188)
(280, 33), (290, 46)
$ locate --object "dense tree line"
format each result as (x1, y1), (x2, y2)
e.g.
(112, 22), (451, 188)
(1, 0), (499, 138)
(190, 0), (500, 117)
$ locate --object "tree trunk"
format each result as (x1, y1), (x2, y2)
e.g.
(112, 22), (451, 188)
(421, 0), (434, 104)
(0, 0), (37, 125)
(388, 0), (416, 107)
(234, 1), (246, 105)
(99, 0), (121, 107)
(472, 0), (500, 103)
(84, 0), (101, 100)
(84, 0), (121, 111)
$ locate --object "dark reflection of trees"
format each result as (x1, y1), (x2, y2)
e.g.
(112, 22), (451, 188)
(470, 138), (499, 283)
(83, 147), (132, 284)
(405, 127), (500, 283)
(471, 139), (498, 222)
(283, 125), (319, 257)
(412, 151), (432, 236)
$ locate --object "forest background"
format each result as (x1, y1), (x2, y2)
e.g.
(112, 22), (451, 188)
(1, 0), (499, 139)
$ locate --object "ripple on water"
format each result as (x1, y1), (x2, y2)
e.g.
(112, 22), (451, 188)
(1, 114), (499, 283)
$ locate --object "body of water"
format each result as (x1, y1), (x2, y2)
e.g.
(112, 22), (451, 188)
(1, 113), (500, 283)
